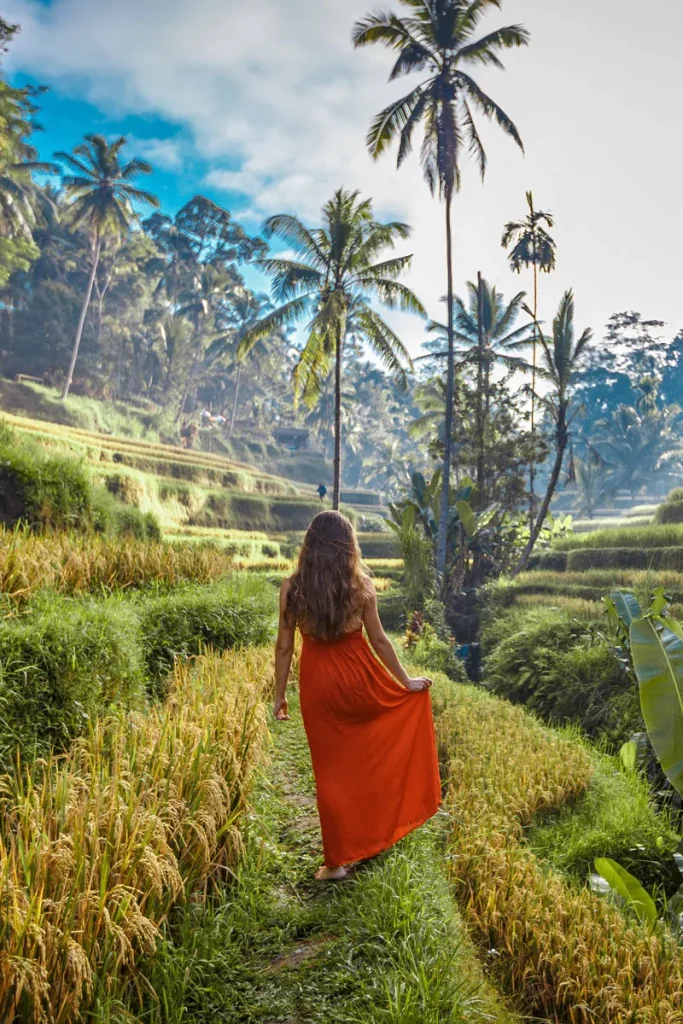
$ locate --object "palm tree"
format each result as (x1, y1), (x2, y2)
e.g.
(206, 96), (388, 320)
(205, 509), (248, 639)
(353, 0), (529, 578)
(175, 264), (235, 422)
(502, 191), (557, 525)
(239, 188), (425, 507)
(515, 290), (592, 574)
(427, 277), (533, 499)
(54, 135), (159, 399)
(204, 290), (277, 438)
(592, 403), (683, 499)
(0, 81), (58, 242)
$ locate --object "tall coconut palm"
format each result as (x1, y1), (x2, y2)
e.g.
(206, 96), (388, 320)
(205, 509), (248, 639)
(175, 264), (235, 422)
(204, 290), (277, 437)
(55, 135), (159, 399)
(353, 0), (529, 578)
(427, 278), (533, 499)
(239, 188), (425, 507)
(502, 191), (557, 526)
(515, 290), (592, 574)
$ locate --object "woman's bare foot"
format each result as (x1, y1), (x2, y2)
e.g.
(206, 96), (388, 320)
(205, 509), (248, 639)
(315, 865), (348, 881)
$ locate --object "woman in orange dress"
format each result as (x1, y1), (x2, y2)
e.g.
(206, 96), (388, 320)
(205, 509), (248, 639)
(274, 510), (441, 881)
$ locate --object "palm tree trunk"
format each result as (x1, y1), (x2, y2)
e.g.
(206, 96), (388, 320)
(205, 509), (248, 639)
(529, 263), (538, 530)
(333, 322), (343, 510)
(228, 364), (242, 438)
(514, 413), (567, 575)
(476, 271), (485, 505)
(62, 235), (101, 400)
(437, 188), (455, 581)
(176, 316), (203, 424)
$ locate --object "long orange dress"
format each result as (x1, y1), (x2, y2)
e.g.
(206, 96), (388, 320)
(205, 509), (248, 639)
(299, 627), (442, 868)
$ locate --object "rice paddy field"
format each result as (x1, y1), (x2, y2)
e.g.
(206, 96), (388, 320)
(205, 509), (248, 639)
(4, 405), (683, 1019)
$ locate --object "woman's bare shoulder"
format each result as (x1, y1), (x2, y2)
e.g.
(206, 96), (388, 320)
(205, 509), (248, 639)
(280, 575), (293, 604)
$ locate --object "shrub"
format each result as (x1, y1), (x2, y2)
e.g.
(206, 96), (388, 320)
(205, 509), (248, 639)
(89, 487), (162, 540)
(403, 623), (467, 682)
(666, 487), (683, 503)
(654, 499), (683, 524)
(0, 597), (146, 766)
(141, 576), (276, 690)
(483, 610), (636, 744)
(0, 649), (269, 1024)
(356, 512), (389, 533)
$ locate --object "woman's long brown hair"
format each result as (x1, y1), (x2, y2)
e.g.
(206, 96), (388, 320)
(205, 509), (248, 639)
(286, 511), (369, 640)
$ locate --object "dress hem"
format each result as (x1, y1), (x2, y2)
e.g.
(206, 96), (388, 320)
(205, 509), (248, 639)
(323, 802), (440, 869)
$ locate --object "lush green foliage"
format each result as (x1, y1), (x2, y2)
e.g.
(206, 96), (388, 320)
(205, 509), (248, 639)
(0, 596), (146, 766)
(142, 575), (276, 690)
(0, 574), (276, 760)
(483, 607), (637, 745)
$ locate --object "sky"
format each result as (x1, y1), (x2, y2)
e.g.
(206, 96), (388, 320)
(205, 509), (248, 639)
(3, 0), (682, 356)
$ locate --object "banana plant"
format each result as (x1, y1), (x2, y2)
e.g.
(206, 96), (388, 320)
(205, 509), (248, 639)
(389, 469), (501, 590)
(593, 858), (658, 926)
(630, 614), (683, 798)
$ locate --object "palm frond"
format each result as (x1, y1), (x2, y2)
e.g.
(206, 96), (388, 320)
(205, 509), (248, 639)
(237, 295), (314, 358)
(457, 73), (524, 151)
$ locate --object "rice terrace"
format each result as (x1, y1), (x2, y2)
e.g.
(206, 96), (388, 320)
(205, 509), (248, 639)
(0, 0), (683, 1020)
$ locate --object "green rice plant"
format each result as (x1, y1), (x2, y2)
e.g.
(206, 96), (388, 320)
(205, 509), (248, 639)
(0, 647), (270, 1024)
(357, 533), (401, 559)
(529, 753), (681, 897)
(555, 523), (683, 551)
(339, 489), (382, 506)
(513, 593), (604, 621)
(141, 575), (276, 690)
(529, 550), (569, 571)
(572, 515), (654, 533)
(0, 597), (146, 766)
(567, 547), (683, 572)
(434, 679), (683, 1023)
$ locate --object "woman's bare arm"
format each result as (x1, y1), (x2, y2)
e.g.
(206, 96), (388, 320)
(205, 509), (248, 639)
(274, 580), (296, 720)
(363, 587), (432, 692)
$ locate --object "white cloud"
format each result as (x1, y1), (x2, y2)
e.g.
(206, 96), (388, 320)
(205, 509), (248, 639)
(126, 136), (184, 171)
(5, 0), (683, 353)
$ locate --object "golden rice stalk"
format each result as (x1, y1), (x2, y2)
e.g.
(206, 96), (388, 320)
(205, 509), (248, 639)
(0, 647), (271, 1023)
(435, 683), (683, 1022)
(0, 529), (236, 604)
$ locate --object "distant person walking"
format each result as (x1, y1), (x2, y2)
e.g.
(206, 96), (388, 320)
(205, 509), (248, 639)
(273, 511), (440, 880)
(317, 483), (327, 503)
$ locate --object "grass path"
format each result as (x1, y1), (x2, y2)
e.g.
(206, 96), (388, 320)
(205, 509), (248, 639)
(131, 691), (522, 1024)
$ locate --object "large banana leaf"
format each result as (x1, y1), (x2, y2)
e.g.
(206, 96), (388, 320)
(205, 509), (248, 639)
(455, 500), (476, 539)
(610, 591), (643, 628)
(594, 857), (658, 925)
(630, 616), (683, 797)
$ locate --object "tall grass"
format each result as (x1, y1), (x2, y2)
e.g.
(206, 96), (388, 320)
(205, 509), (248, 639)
(0, 648), (270, 1024)
(434, 679), (683, 1022)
